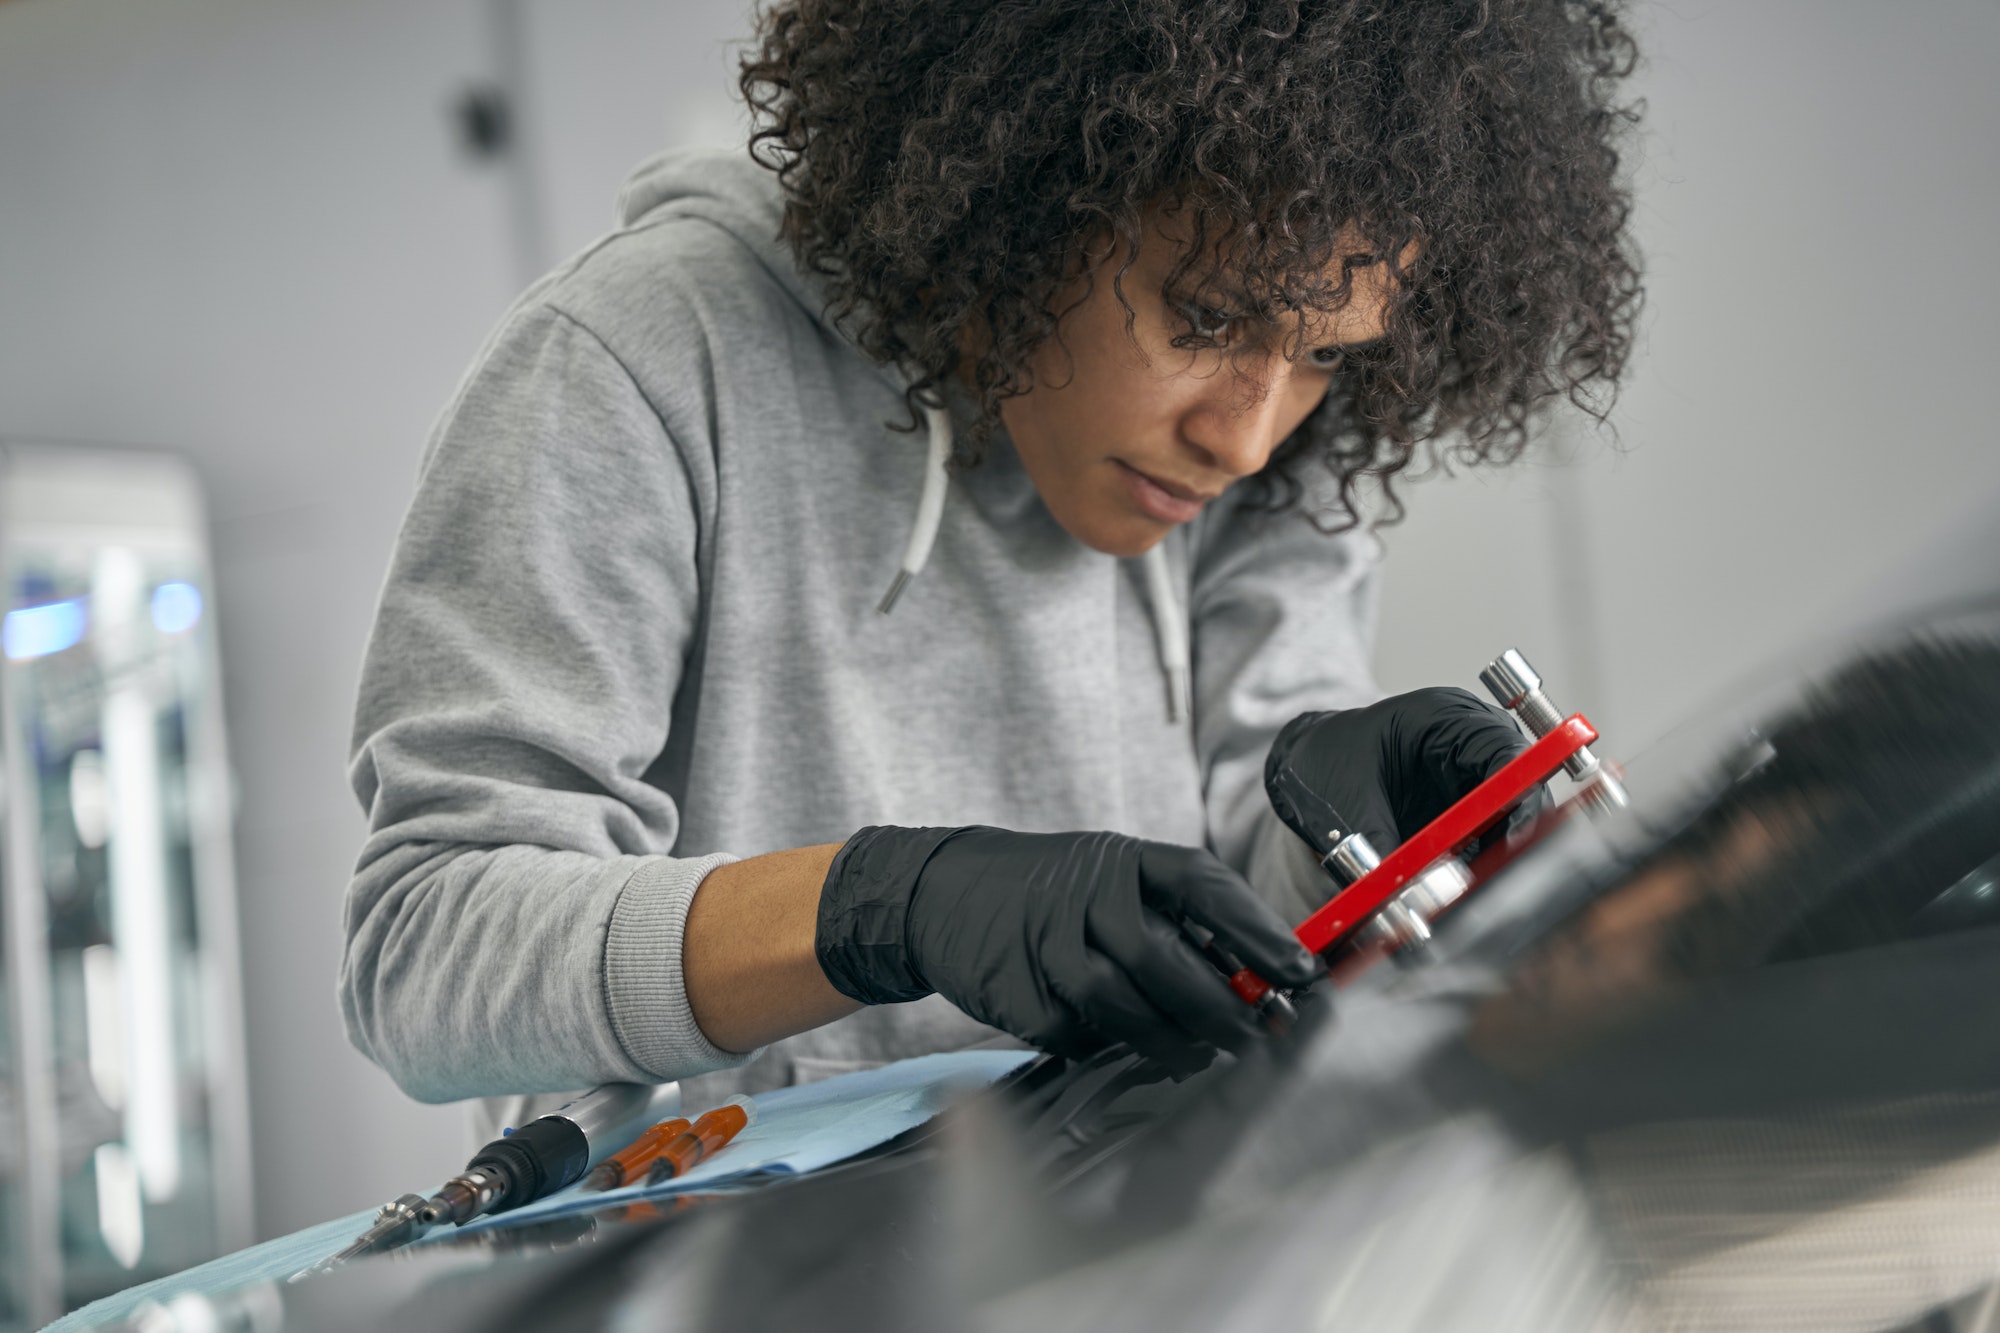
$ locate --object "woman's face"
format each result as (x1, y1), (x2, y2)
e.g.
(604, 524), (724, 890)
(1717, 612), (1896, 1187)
(997, 217), (1404, 557)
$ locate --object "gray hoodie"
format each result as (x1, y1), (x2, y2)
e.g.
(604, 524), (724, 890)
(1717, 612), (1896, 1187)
(341, 148), (1381, 1109)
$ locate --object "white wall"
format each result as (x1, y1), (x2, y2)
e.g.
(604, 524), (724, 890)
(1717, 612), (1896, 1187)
(520, 0), (752, 267)
(3, 0), (1996, 1246)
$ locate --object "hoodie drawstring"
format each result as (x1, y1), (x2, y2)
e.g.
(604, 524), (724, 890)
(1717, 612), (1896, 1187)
(876, 403), (953, 615)
(1141, 544), (1192, 724)
(876, 402), (1191, 725)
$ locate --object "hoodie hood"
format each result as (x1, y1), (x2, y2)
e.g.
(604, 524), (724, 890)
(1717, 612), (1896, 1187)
(614, 148), (832, 340)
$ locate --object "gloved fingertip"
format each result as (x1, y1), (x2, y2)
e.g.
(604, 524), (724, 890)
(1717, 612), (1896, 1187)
(1282, 956), (1323, 989)
(1249, 941), (1319, 988)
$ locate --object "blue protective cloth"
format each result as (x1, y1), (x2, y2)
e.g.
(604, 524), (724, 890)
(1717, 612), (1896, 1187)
(44, 1209), (378, 1332)
(48, 1048), (1036, 1331)
(455, 1047), (1035, 1233)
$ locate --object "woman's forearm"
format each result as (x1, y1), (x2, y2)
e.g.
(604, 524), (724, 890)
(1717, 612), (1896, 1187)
(682, 842), (861, 1053)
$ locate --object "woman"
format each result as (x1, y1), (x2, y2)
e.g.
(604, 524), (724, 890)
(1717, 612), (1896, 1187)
(340, 0), (1641, 1105)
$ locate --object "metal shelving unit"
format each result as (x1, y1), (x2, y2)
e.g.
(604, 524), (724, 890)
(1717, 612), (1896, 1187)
(0, 444), (251, 1329)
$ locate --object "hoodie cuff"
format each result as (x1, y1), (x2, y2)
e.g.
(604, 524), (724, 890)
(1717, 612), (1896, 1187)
(603, 853), (753, 1081)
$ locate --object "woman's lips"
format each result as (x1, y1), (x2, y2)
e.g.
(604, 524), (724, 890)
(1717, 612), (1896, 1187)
(1115, 460), (1216, 525)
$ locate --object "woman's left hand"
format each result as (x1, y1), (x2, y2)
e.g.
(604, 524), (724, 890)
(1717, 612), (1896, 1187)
(1263, 687), (1547, 860)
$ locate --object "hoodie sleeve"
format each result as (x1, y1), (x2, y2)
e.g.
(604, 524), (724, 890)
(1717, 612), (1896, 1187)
(342, 300), (749, 1103)
(1187, 487), (1384, 923)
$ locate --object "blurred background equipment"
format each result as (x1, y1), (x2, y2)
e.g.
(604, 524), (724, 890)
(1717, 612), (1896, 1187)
(0, 447), (252, 1329)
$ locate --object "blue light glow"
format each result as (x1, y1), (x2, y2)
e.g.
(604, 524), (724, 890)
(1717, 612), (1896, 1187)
(3, 599), (87, 660)
(150, 582), (202, 635)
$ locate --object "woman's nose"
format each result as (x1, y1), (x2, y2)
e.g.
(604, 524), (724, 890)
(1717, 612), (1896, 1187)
(1179, 362), (1294, 478)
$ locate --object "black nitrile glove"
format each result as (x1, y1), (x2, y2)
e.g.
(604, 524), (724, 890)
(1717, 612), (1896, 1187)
(1264, 687), (1548, 861)
(815, 826), (1322, 1076)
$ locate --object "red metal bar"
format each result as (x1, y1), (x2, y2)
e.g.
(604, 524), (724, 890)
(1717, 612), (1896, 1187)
(1292, 714), (1598, 955)
(1224, 714), (1600, 1008)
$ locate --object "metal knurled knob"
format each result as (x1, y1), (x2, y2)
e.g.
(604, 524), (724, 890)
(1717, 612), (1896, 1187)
(1481, 647), (1599, 784)
(1480, 648), (1627, 809)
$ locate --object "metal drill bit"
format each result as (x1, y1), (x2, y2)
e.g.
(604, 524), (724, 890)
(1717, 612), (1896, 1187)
(289, 1193), (431, 1282)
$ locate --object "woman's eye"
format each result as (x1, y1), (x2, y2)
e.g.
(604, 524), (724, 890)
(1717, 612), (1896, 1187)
(1308, 345), (1346, 370)
(1185, 302), (1235, 342)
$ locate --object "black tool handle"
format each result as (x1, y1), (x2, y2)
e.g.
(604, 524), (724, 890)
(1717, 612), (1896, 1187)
(466, 1116), (590, 1214)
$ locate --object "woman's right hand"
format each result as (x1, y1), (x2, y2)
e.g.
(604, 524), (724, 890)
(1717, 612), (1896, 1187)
(814, 826), (1321, 1075)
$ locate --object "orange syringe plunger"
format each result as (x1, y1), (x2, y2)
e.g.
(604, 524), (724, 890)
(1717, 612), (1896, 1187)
(585, 1116), (691, 1191)
(646, 1095), (757, 1184)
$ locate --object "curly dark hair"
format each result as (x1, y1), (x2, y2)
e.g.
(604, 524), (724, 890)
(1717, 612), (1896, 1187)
(741, 0), (1643, 524)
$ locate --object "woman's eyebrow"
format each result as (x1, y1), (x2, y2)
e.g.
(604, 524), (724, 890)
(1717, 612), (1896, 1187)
(1176, 289), (1254, 318)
